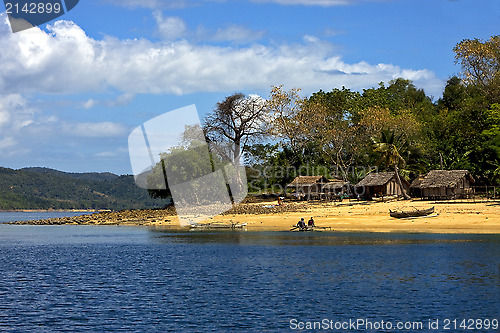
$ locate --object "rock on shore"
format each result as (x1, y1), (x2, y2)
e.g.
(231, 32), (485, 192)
(10, 208), (176, 225)
(9, 202), (310, 225)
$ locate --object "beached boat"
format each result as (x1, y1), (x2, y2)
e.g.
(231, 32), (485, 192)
(389, 206), (435, 219)
(290, 225), (332, 232)
(189, 222), (247, 230)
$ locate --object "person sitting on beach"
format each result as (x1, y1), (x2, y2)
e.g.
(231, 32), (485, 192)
(308, 217), (315, 227)
(297, 218), (306, 229)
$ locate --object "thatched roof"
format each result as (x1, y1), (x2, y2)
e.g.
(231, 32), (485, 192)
(356, 171), (409, 187)
(410, 175), (425, 188)
(322, 180), (349, 190)
(413, 170), (474, 189)
(287, 176), (329, 187)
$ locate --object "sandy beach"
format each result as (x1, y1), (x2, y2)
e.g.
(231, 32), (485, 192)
(214, 200), (500, 234)
(12, 199), (500, 234)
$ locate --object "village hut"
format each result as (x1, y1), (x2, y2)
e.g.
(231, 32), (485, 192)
(409, 174), (425, 198)
(286, 176), (329, 200)
(322, 178), (354, 198)
(355, 171), (410, 199)
(410, 170), (474, 199)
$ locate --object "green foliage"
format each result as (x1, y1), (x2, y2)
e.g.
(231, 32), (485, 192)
(454, 35), (500, 103)
(0, 167), (163, 210)
(249, 39), (500, 192)
(371, 129), (407, 170)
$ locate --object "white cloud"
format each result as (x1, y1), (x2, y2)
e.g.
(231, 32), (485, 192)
(0, 136), (16, 150)
(0, 94), (35, 131)
(104, 0), (195, 9)
(80, 93), (136, 109)
(107, 93), (136, 107)
(0, 93), (35, 154)
(83, 99), (96, 109)
(95, 151), (119, 157)
(0, 14), (442, 97)
(210, 25), (266, 43)
(61, 122), (128, 137)
(154, 12), (265, 43)
(154, 12), (187, 40)
(0, 91), (128, 163)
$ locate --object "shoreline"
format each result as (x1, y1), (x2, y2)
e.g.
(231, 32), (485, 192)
(7, 199), (500, 234)
(0, 209), (101, 213)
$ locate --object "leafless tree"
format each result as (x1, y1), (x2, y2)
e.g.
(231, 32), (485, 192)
(203, 93), (269, 162)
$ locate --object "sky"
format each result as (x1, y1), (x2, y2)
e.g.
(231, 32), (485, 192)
(0, 0), (499, 174)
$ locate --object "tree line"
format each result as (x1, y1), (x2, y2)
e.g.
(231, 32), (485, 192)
(148, 36), (500, 199)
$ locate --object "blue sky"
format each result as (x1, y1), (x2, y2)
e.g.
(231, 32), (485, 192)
(0, 0), (499, 174)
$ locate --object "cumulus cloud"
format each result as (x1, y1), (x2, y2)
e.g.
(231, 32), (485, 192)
(0, 91), (127, 160)
(83, 99), (96, 109)
(0, 94), (35, 131)
(0, 15), (442, 97)
(154, 13), (265, 44)
(154, 12), (187, 40)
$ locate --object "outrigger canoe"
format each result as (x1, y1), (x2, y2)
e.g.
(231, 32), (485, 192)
(389, 206), (435, 219)
(189, 222), (247, 230)
(290, 225), (332, 232)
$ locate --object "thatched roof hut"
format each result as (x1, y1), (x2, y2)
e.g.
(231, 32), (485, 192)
(287, 176), (328, 189)
(286, 176), (329, 199)
(411, 170), (474, 199)
(409, 175), (425, 197)
(322, 178), (352, 194)
(356, 171), (410, 198)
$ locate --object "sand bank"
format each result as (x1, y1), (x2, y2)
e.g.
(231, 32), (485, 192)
(214, 200), (500, 234)
(11, 199), (500, 234)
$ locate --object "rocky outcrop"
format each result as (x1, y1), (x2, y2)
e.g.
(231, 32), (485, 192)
(9, 202), (311, 225)
(10, 208), (176, 225)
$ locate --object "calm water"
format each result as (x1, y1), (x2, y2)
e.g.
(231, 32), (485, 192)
(0, 223), (498, 332)
(0, 211), (92, 224)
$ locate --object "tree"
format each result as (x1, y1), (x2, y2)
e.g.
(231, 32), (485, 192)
(305, 87), (362, 181)
(454, 36), (500, 103)
(204, 93), (269, 163)
(372, 130), (411, 199)
(146, 131), (216, 202)
(438, 76), (466, 111)
(481, 103), (500, 183)
(267, 85), (308, 162)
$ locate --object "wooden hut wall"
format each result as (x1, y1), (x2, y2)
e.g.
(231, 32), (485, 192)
(384, 179), (408, 196)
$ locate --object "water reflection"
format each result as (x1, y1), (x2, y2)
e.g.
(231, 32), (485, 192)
(148, 229), (500, 246)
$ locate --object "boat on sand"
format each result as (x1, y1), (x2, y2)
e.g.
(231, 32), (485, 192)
(290, 225), (332, 232)
(189, 222), (247, 230)
(389, 206), (435, 219)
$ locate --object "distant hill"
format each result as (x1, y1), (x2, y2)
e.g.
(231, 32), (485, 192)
(0, 167), (164, 210)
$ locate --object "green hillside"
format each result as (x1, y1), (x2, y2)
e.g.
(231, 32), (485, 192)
(0, 167), (164, 210)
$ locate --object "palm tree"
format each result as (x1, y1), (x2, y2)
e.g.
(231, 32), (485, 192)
(372, 129), (411, 200)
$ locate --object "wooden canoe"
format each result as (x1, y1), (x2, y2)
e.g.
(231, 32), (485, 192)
(389, 206), (435, 219)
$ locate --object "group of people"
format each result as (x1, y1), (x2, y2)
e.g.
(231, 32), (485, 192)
(296, 217), (315, 230)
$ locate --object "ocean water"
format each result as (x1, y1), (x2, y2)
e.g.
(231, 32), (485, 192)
(0, 211), (92, 224)
(0, 223), (498, 332)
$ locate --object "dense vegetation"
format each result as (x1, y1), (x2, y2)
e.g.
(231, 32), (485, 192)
(147, 36), (500, 200)
(0, 167), (163, 210)
(247, 77), (500, 192)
